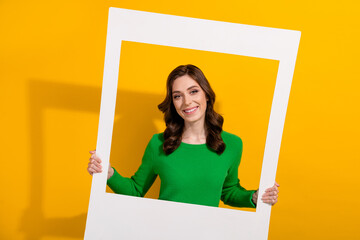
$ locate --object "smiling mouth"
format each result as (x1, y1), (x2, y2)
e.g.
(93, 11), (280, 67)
(183, 106), (199, 114)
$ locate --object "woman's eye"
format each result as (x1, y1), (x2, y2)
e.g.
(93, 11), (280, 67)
(190, 90), (198, 94)
(173, 95), (180, 99)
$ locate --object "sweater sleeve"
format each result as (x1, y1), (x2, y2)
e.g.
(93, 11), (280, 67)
(107, 136), (157, 197)
(221, 138), (257, 208)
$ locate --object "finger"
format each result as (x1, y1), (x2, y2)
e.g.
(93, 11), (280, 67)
(265, 185), (279, 193)
(265, 185), (275, 191)
(262, 198), (278, 205)
(90, 154), (102, 163)
(88, 163), (102, 173)
(91, 161), (102, 171)
(263, 193), (271, 199)
(87, 167), (95, 175)
(89, 149), (96, 154)
(265, 187), (276, 193)
(88, 161), (102, 170)
(94, 156), (102, 164)
(262, 193), (278, 199)
(88, 166), (102, 174)
(261, 196), (278, 202)
(90, 158), (102, 165)
(263, 198), (277, 205)
(263, 190), (278, 197)
(265, 182), (280, 191)
(93, 154), (101, 162)
(263, 191), (274, 196)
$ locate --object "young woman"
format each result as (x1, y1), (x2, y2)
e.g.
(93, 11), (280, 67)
(87, 64), (279, 207)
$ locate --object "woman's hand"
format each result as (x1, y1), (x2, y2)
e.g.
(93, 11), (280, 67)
(87, 150), (114, 179)
(252, 182), (280, 206)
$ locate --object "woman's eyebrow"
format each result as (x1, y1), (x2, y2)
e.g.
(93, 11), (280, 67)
(187, 85), (199, 90)
(172, 85), (199, 94)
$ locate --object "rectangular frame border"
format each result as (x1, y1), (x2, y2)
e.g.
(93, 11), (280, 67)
(85, 7), (301, 240)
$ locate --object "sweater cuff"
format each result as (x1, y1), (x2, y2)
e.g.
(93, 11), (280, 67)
(249, 190), (257, 208)
(107, 167), (122, 190)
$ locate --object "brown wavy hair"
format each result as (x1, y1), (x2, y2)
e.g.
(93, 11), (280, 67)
(158, 64), (225, 155)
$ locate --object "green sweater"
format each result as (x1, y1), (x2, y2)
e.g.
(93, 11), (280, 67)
(107, 131), (256, 208)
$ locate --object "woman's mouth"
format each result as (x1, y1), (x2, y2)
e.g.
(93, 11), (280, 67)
(183, 106), (199, 115)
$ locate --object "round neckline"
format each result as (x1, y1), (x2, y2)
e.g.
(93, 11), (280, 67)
(180, 141), (207, 149)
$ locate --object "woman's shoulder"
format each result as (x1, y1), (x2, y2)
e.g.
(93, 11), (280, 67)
(143, 133), (164, 155)
(221, 130), (243, 147)
(149, 132), (165, 145)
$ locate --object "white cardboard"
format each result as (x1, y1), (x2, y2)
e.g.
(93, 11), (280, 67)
(85, 7), (301, 240)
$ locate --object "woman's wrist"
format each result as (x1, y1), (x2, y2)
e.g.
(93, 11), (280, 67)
(252, 190), (258, 205)
(107, 167), (114, 180)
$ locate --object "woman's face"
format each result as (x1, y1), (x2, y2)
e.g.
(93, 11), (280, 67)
(172, 74), (208, 125)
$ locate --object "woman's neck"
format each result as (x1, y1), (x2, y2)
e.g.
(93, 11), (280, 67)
(182, 120), (207, 144)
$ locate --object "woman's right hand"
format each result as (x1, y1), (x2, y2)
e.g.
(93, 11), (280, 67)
(87, 150), (114, 179)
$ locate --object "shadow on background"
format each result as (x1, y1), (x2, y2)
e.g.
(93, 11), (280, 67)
(20, 80), (163, 239)
(108, 87), (164, 198)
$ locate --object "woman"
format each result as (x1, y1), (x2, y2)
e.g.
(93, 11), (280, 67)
(88, 64), (279, 207)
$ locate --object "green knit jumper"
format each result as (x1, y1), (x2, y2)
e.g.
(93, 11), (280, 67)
(107, 131), (256, 208)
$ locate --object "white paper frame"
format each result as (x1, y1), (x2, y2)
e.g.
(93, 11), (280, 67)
(85, 7), (300, 240)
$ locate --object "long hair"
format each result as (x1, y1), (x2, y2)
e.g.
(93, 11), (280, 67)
(158, 64), (225, 155)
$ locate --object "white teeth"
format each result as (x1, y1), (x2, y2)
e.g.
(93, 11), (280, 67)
(184, 107), (197, 113)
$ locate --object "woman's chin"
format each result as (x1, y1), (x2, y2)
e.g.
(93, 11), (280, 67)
(183, 116), (205, 125)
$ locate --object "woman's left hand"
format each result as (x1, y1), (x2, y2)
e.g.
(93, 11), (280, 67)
(253, 182), (280, 206)
(262, 182), (280, 205)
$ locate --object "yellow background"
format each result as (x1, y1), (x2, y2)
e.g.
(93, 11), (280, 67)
(1, 1), (359, 239)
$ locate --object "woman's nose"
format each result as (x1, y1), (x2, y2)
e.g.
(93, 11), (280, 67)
(184, 94), (192, 105)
